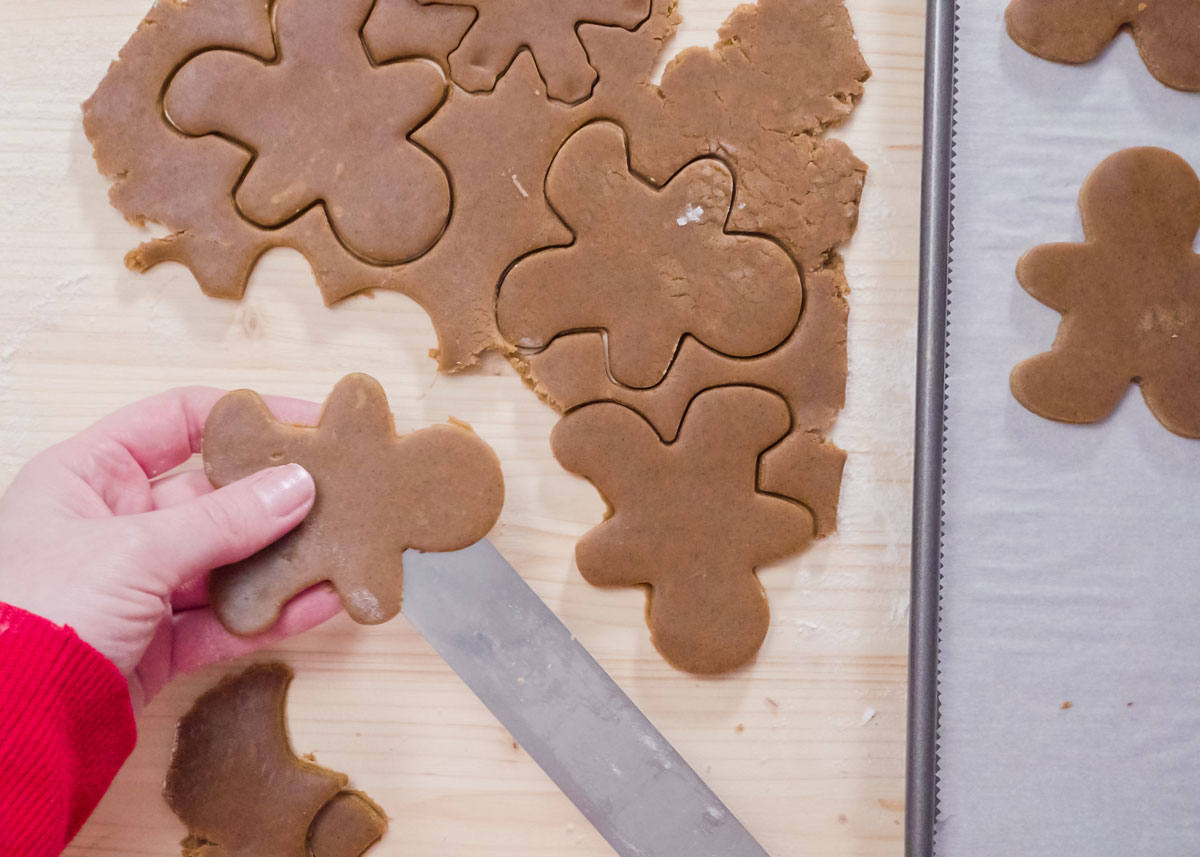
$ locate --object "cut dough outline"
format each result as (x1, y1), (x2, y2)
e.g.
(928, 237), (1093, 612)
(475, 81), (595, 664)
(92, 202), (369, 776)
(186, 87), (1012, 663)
(551, 383), (818, 673)
(363, 0), (476, 71)
(159, 0), (456, 267)
(496, 118), (808, 389)
(426, 0), (656, 106)
(85, 0), (865, 374)
(560, 381), (820, 530)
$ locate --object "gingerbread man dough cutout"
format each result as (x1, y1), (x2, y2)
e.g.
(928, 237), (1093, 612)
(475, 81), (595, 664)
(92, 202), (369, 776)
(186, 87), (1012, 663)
(1011, 147), (1200, 438)
(551, 386), (814, 674)
(433, 0), (651, 103)
(165, 0), (451, 263)
(165, 663), (387, 857)
(203, 373), (505, 635)
(1005, 0), (1200, 92)
(497, 122), (803, 388)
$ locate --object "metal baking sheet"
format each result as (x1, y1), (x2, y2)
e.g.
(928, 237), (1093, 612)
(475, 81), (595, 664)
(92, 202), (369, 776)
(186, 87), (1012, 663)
(910, 1), (1200, 855)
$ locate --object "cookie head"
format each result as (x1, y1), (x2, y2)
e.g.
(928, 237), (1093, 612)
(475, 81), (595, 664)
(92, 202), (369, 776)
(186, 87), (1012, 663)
(1080, 146), (1200, 250)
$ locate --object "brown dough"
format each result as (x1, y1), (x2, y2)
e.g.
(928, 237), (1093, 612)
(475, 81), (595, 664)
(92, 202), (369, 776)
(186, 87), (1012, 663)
(84, 0), (865, 370)
(435, 0), (651, 103)
(1005, 0), (1200, 92)
(165, 663), (386, 857)
(203, 373), (505, 635)
(497, 121), (803, 388)
(589, 0), (869, 272)
(1011, 147), (1200, 438)
(309, 792), (389, 857)
(522, 263), (849, 535)
(163, 0), (450, 264)
(81, 0), (506, 369)
(396, 52), (577, 364)
(363, 0), (475, 68)
(550, 386), (814, 674)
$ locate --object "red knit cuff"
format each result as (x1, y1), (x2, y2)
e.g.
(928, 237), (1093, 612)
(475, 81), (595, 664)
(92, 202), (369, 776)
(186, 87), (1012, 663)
(0, 604), (137, 855)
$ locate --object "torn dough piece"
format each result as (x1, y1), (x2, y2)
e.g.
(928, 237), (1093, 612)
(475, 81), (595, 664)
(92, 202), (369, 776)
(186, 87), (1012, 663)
(203, 373), (505, 635)
(497, 121), (803, 388)
(550, 386), (814, 674)
(1011, 147), (1200, 438)
(1005, 0), (1200, 92)
(165, 663), (387, 857)
(309, 792), (389, 857)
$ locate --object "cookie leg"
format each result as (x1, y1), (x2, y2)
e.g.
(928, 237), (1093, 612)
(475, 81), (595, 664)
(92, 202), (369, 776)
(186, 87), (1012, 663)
(646, 570), (770, 675)
(209, 550), (312, 636)
(1010, 349), (1131, 425)
(1140, 361), (1200, 439)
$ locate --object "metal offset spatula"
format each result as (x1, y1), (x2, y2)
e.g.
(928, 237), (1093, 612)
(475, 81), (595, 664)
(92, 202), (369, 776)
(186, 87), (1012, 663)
(402, 539), (772, 857)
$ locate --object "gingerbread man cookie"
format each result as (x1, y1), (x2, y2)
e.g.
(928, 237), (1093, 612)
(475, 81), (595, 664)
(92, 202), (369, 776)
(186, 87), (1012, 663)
(434, 0), (651, 103)
(521, 264), (850, 536)
(550, 386), (814, 674)
(164, 0), (451, 263)
(165, 663), (387, 857)
(497, 122), (803, 388)
(203, 373), (505, 635)
(1005, 0), (1200, 92)
(1012, 147), (1200, 438)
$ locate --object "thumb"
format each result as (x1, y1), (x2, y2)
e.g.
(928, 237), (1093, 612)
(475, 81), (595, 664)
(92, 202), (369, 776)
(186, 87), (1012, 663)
(129, 463), (315, 593)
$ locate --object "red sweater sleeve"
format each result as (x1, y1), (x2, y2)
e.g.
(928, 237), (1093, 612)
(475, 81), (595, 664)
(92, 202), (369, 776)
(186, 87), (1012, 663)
(0, 604), (137, 856)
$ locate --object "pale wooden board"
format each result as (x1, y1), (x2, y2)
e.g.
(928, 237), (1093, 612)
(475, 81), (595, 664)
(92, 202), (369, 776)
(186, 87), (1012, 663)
(0, 0), (922, 854)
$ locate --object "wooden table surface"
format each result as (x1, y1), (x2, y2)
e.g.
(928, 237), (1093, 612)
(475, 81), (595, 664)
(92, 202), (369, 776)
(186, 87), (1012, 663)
(0, 0), (923, 854)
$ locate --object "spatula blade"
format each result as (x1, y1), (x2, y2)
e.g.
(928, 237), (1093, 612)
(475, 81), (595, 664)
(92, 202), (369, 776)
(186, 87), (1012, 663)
(402, 539), (772, 857)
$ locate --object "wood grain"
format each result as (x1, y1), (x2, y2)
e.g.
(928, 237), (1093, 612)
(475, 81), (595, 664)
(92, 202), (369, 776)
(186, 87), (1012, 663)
(0, 0), (922, 853)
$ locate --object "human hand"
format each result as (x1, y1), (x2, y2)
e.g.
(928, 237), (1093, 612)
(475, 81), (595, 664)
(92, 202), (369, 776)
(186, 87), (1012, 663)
(0, 388), (341, 709)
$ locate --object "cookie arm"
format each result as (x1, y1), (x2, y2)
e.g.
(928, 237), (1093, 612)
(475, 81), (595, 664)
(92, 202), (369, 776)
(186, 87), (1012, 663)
(1014, 242), (1096, 312)
(394, 425), (506, 554)
(0, 604), (136, 853)
(203, 389), (297, 488)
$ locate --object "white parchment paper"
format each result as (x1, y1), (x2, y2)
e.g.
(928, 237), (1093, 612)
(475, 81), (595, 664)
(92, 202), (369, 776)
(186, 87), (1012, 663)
(935, 4), (1200, 855)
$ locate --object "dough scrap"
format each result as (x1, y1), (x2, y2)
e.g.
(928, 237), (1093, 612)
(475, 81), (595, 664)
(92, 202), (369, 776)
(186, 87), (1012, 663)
(309, 792), (389, 857)
(163, 0), (450, 264)
(1005, 0), (1200, 92)
(522, 263), (849, 536)
(433, 0), (651, 103)
(165, 663), (386, 857)
(497, 122), (803, 388)
(84, 0), (865, 370)
(1011, 147), (1200, 439)
(550, 386), (814, 674)
(203, 373), (505, 635)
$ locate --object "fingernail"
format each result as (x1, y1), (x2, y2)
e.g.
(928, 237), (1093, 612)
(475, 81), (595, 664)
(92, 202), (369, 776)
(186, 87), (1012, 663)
(254, 463), (314, 517)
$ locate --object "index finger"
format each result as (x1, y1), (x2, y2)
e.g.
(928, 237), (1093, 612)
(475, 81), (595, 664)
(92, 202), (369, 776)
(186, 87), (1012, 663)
(55, 386), (325, 479)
